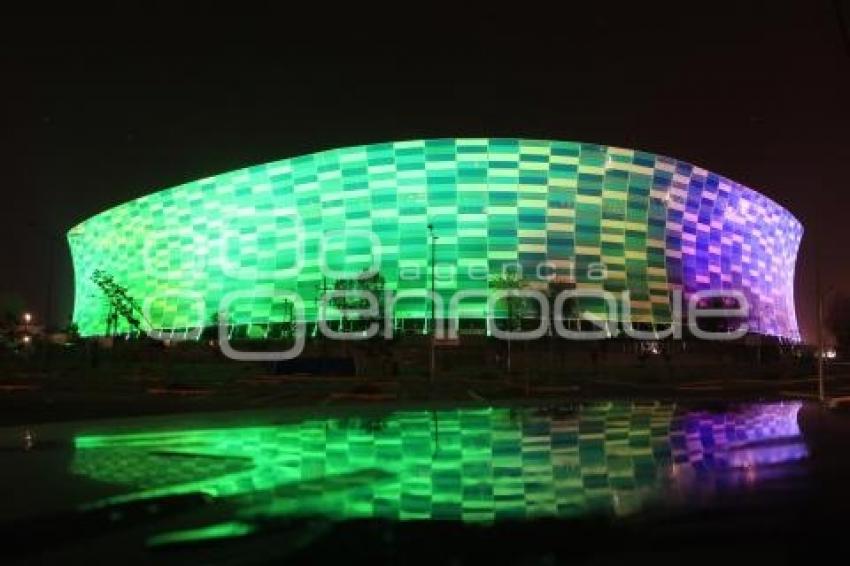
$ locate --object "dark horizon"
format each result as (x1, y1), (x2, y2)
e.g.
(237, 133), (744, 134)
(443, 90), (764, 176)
(2, 1), (849, 342)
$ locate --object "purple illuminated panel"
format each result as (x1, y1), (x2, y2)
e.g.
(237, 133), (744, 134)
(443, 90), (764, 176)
(659, 160), (802, 340)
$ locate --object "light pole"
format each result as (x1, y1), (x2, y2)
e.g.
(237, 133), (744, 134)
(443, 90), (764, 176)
(817, 284), (835, 404)
(815, 201), (836, 404)
(506, 293), (512, 375)
(26, 221), (59, 330)
(428, 223), (438, 383)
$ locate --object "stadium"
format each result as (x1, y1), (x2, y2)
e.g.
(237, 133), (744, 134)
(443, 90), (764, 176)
(67, 138), (803, 341)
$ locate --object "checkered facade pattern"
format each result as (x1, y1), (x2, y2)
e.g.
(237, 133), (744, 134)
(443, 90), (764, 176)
(68, 139), (802, 339)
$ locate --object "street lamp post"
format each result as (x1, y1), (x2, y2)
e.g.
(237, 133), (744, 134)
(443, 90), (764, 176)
(428, 223), (438, 383)
(818, 287), (825, 403)
(815, 213), (835, 405)
(27, 221), (59, 330)
(817, 285), (835, 404)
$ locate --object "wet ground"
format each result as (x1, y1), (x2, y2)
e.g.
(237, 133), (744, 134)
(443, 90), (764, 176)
(1, 400), (849, 564)
(3, 370), (850, 427)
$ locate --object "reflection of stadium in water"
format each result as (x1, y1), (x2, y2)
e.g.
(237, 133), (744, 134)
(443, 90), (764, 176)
(72, 402), (806, 521)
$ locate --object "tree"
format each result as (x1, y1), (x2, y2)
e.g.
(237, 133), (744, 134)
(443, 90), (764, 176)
(0, 293), (25, 345)
(329, 277), (357, 332)
(0, 293), (25, 323)
(329, 269), (386, 333)
(355, 269), (387, 330)
(272, 298), (296, 338)
(547, 279), (578, 331)
(544, 278), (578, 374)
(489, 271), (532, 374)
(91, 270), (148, 336)
(489, 272), (528, 331)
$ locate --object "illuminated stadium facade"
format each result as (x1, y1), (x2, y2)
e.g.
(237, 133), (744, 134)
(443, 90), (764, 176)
(68, 138), (803, 340)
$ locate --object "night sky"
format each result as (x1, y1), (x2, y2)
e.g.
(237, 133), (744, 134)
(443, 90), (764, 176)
(2, 1), (849, 342)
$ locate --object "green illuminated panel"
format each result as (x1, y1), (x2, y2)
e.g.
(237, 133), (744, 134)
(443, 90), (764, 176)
(67, 138), (802, 338)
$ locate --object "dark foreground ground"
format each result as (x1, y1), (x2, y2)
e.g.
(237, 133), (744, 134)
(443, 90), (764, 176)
(0, 398), (849, 565)
(3, 348), (849, 564)
(1, 366), (848, 427)
(0, 334), (829, 426)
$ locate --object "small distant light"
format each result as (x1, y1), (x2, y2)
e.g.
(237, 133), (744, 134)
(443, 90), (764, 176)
(818, 348), (837, 360)
(23, 313), (32, 323)
(23, 429), (35, 451)
(22, 335), (31, 344)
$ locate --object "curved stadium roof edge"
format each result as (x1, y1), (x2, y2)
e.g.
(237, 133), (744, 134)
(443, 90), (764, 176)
(68, 138), (803, 232)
